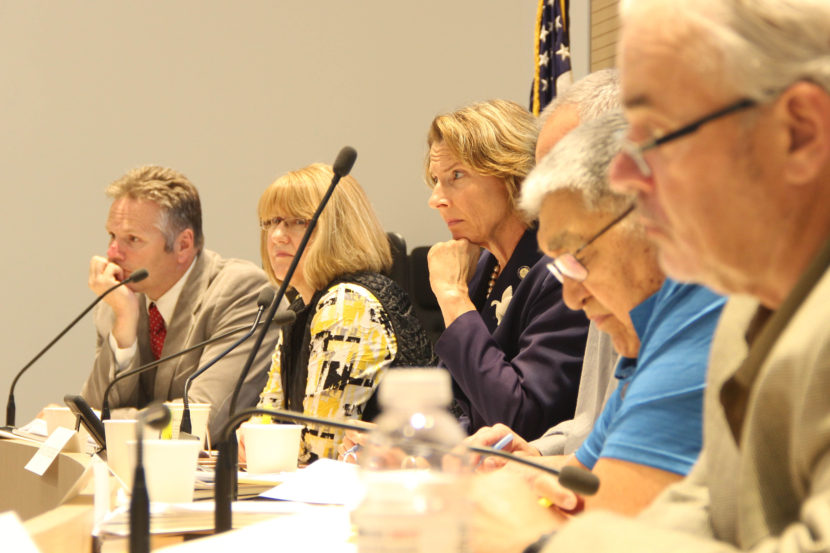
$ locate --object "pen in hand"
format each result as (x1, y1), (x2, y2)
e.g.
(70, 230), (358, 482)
(475, 433), (513, 469)
(343, 444), (360, 463)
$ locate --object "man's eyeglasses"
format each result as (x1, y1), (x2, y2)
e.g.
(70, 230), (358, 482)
(621, 97), (757, 177)
(260, 216), (310, 234)
(546, 204), (636, 283)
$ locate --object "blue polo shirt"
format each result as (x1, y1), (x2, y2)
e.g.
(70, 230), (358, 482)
(575, 279), (725, 475)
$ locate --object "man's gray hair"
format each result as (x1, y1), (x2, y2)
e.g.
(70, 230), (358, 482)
(538, 69), (621, 128)
(620, 0), (830, 99)
(106, 165), (204, 252)
(521, 112), (630, 218)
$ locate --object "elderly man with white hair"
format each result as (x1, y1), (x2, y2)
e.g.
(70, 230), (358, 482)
(467, 113), (725, 553)
(532, 68), (623, 455)
(535, 68), (621, 161)
(474, 1), (830, 552)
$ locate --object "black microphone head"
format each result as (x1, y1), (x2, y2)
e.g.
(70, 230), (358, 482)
(558, 465), (600, 496)
(332, 146), (357, 177)
(127, 268), (149, 283)
(138, 402), (172, 430)
(257, 287), (276, 309)
(273, 310), (297, 326)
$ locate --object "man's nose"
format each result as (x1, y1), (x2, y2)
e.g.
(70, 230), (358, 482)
(561, 278), (590, 312)
(609, 150), (655, 196)
(107, 239), (123, 262)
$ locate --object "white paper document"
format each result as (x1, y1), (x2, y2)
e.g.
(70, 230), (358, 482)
(260, 458), (364, 505)
(156, 505), (354, 552)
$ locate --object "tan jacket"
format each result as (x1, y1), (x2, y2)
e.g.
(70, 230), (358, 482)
(82, 249), (280, 438)
(548, 238), (830, 553)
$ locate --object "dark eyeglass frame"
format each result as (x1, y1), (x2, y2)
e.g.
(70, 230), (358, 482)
(622, 97), (757, 177)
(546, 204), (636, 284)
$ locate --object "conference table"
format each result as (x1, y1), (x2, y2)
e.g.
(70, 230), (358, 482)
(0, 437), (356, 552)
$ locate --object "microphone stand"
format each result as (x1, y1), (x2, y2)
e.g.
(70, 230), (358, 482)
(3, 268), (148, 429)
(221, 146), (357, 502)
(129, 402), (171, 553)
(227, 146), (357, 417)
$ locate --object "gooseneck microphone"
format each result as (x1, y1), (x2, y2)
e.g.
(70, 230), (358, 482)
(3, 268), (149, 429)
(129, 402), (172, 553)
(219, 147), (357, 506)
(212, 406), (600, 532)
(100, 309), (296, 421)
(466, 446), (600, 496)
(227, 146), (357, 418)
(332, 146), (358, 178)
(179, 288), (276, 435)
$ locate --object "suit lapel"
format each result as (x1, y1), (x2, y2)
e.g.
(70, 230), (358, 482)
(717, 237), (830, 547)
(718, 307), (771, 443)
(719, 236), (830, 444)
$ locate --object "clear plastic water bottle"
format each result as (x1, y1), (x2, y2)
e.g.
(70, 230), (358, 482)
(351, 368), (470, 553)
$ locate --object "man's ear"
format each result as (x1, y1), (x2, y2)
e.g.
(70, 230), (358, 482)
(174, 228), (195, 263)
(778, 81), (830, 184)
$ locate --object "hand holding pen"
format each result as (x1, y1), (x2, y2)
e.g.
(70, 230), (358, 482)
(341, 438), (362, 463)
(464, 423), (542, 471)
(464, 424), (589, 514)
(474, 433), (514, 469)
(337, 420), (376, 464)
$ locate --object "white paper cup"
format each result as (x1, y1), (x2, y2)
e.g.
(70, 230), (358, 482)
(104, 419), (160, 488)
(241, 423), (303, 474)
(42, 406), (78, 435)
(127, 439), (201, 503)
(161, 401), (211, 448)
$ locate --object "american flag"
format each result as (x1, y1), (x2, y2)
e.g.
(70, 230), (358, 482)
(531, 0), (572, 115)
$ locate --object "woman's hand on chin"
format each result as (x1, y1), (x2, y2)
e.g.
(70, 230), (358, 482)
(427, 239), (480, 326)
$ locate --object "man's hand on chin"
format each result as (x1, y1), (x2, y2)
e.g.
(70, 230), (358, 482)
(88, 255), (139, 347)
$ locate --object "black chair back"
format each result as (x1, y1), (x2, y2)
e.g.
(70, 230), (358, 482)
(386, 232), (408, 291)
(407, 245), (445, 347)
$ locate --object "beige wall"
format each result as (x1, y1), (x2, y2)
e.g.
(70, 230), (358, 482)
(0, 2), (593, 424)
(591, 0), (620, 70)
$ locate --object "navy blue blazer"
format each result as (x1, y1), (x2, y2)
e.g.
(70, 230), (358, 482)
(436, 229), (589, 440)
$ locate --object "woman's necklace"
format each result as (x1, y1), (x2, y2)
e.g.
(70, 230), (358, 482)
(487, 262), (501, 297)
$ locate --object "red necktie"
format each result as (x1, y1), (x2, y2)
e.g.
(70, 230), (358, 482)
(148, 303), (167, 359)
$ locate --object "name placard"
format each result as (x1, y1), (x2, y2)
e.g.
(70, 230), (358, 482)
(24, 426), (78, 476)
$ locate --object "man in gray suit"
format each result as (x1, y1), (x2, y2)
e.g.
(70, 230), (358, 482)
(81, 165), (279, 438)
(468, 2), (830, 553)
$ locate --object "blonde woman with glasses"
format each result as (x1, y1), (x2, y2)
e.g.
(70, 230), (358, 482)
(248, 163), (432, 462)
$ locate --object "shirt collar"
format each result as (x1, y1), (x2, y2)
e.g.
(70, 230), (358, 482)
(613, 280), (662, 380)
(146, 255), (197, 323)
(629, 284), (660, 339)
